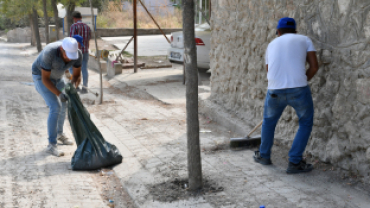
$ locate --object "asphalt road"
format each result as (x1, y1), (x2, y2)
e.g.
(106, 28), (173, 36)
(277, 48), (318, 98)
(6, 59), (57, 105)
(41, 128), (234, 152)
(102, 35), (171, 56)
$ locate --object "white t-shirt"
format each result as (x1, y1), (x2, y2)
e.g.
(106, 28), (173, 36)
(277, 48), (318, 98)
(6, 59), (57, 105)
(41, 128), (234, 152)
(265, 34), (316, 89)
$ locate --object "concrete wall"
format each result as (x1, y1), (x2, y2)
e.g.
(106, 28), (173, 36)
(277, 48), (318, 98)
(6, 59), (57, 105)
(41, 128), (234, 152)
(7, 27), (181, 43)
(7, 27), (63, 43)
(210, 0), (370, 176)
(95, 28), (182, 37)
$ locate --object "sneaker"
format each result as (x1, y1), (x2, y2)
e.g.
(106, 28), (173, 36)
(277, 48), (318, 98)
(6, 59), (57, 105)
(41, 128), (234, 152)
(80, 88), (88, 94)
(46, 144), (64, 157)
(253, 151), (272, 165)
(286, 160), (313, 174)
(57, 133), (74, 145)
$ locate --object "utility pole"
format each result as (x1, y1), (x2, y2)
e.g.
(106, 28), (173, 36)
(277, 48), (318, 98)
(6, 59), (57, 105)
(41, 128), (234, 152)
(183, 0), (202, 190)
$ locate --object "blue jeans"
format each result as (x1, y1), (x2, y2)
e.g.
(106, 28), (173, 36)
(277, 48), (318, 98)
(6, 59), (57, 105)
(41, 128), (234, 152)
(70, 52), (89, 87)
(32, 74), (67, 145)
(259, 85), (314, 164)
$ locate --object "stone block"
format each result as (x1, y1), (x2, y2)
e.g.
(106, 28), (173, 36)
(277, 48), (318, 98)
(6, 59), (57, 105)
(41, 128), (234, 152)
(107, 60), (122, 78)
(87, 55), (107, 73)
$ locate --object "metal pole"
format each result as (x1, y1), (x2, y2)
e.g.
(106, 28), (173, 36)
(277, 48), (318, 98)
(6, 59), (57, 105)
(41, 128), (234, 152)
(133, 0), (138, 73)
(196, 2), (210, 26)
(199, 0), (202, 25)
(115, 36), (134, 62)
(137, 0), (171, 44)
(88, 0), (103, 104)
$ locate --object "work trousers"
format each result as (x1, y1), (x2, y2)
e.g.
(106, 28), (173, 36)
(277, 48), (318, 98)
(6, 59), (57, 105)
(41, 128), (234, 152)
(32, 74), (67, 145)
(259, 85), (314, 164)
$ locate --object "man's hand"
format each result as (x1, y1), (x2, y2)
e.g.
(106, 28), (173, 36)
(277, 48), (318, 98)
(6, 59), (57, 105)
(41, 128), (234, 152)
(71, 66), (82, 88)
(306, 52), (319, 81)
(71, 76), (81, 88)
(58, 93), (68, 102)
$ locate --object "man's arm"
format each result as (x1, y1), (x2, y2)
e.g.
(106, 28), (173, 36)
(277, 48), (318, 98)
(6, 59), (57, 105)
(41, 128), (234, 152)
(306, 51), (319, 81)
(266, 64), (268, 72)
(41, 70), (62, 96)
(71, 67), (81, 88)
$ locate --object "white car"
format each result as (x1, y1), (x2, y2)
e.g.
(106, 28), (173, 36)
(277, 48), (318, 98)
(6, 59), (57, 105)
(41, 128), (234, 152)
(168, 23), (211, 70)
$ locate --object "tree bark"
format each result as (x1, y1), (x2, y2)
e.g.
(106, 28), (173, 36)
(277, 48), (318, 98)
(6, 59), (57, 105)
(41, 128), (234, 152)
(183, 0), (202, 190)
(43, 0), (50, 44)
(66, 3), (76, 35)
(29, 14), (36, 46)
(32, 7), (43, 52)
(51, 0), (60, 40)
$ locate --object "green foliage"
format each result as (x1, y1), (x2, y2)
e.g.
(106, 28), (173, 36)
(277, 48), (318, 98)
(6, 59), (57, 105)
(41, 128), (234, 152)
(59, 0), (85, 7)
(0, 0), (37, 21)
(96, 14), (116, 28)
(96, 15), (109, 28)
(80, 0), (106, 12)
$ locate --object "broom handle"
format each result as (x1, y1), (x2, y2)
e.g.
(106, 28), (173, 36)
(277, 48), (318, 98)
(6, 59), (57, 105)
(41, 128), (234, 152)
(246, 120), (263, 137)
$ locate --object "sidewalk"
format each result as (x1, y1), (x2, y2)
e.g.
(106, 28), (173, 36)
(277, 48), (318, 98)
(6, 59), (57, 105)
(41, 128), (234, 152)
(0, 43), (107, 208)
(83, 67), (370, 208)
(2, 41), (369, 208)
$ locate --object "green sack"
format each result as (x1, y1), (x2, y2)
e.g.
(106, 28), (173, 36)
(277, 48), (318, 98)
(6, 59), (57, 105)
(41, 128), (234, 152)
(65, 83), (123, 170)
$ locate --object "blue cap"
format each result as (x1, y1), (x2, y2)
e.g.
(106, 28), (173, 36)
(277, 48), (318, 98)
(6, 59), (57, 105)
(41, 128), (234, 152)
(276, 17), (296, 29)
(72, 35), (84, 47)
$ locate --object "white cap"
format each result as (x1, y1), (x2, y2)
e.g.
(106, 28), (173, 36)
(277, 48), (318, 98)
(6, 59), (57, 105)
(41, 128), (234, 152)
(62, 37), (78, 60)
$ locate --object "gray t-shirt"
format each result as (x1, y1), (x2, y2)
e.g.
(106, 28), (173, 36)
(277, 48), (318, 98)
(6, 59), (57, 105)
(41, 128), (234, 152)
(32, 42), (82, 81)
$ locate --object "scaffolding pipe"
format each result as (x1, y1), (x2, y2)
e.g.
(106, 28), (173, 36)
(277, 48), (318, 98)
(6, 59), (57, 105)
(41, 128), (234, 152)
(88, 0), (103, 104)
(115, 36), (134, 62)
(138, 0), (171, 44)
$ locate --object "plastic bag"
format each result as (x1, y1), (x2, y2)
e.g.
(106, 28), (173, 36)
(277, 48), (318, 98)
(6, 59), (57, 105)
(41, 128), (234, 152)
(65, 83), (123, 170)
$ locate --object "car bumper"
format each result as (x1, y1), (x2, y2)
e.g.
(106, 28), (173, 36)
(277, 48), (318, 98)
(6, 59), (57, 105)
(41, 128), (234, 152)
(168, 48), (184, 63)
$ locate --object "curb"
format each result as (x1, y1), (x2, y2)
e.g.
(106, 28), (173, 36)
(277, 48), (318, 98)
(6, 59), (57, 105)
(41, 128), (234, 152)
(198, 93), (257, 138)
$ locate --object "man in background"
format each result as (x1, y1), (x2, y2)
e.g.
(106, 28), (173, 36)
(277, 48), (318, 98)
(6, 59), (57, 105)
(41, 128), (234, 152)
(70, 11), (91, 94)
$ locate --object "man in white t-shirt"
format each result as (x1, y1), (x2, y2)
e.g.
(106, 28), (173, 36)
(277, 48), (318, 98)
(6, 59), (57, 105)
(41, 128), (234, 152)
(253, 17), (319, 174)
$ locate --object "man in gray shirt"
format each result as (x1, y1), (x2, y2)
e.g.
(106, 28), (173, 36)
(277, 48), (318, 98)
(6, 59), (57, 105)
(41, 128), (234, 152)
(32, 37), (82, 157)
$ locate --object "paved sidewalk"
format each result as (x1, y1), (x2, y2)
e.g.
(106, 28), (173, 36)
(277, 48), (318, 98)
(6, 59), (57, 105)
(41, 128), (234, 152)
(83, 68), (370, 208)
(0, 43), (107, 208)
(3, 42), (370, 208)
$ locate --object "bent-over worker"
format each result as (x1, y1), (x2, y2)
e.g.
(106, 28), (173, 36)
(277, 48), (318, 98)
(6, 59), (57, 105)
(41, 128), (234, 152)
(31, 37), (82, 157)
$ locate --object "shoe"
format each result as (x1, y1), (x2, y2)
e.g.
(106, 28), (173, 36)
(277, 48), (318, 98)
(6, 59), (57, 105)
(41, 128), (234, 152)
(286, 160), (313, 174)
(80, 88), (88, 94)
(57, 133), (74, 145)
(253, 151), (272, 165)
(46, 144), (64, 157)
(76, 86), (81, 91)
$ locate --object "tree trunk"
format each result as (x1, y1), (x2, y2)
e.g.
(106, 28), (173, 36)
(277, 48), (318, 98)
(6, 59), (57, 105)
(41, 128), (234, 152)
(32, 7), (43, 52)
(43, 0), (50, 44)
(66, 3), (76, 35)
(183, 0), (202, 190)
(51, 0), (60, 40)
(29, 14), (36, 46)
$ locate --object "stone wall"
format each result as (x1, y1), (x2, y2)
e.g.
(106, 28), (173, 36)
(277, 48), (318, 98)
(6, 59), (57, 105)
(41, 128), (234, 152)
(209, 0), (370, 177)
